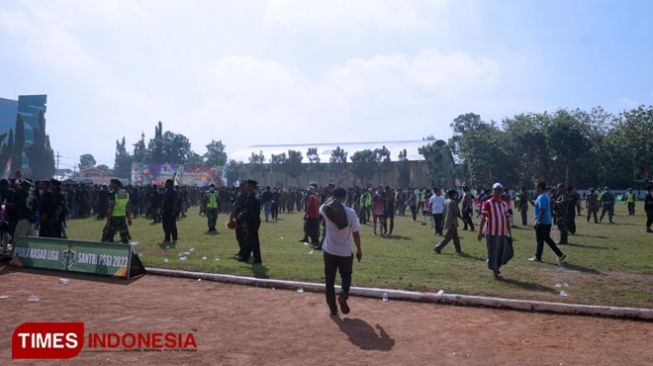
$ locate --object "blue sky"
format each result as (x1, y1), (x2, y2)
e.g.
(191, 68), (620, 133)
(1, 0), (651, 168)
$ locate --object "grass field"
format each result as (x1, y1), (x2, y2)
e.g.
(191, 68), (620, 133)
(66, 203), (653, 308)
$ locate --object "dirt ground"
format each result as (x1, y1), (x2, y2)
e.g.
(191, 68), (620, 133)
(1, 266), (652, 366)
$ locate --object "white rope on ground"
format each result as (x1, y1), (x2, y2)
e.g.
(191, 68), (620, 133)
(145, 267), (653, 321)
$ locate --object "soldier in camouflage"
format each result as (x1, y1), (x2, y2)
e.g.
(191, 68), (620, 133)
(553, 183), (568, 245)
(586, 188), (599, 223)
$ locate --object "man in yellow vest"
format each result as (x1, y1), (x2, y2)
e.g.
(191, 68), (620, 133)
(101, 179), (132, 243)
(625, 188), (635, 216)
(205, 184), (219, 233)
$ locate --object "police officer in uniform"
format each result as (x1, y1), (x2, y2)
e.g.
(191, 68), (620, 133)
(229, 180), (247, 258)
(625, 188), (635, 216)
(205, 184), (219, 233)
(553, 183), (568, 244)
(101, 179), (132, 243)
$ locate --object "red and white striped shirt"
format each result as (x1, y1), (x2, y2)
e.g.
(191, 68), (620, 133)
(481, 198), (511, 236)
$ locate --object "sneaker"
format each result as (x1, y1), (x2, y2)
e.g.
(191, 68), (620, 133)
(528, 257), (542, 262)
(337, 297), (350, 314)
(558, 254), (567, 265)
(434, 247), (441, 254)
(330, 308), (338, 317)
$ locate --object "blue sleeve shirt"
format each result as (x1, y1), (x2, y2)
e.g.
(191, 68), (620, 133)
(534, 193), (552, 225)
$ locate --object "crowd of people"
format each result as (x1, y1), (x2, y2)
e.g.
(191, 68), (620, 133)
(1, 171), (652, 316)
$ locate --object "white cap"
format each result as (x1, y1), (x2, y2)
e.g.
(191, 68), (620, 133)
(492, 182), (504, 190)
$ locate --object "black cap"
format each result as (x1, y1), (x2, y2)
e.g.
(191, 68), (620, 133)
(245, 179), (258, 187)
(110, 178), (121, 186)
(50, 178), (61, 186)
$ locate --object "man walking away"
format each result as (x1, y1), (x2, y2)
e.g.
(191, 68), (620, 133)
(429, 188), (445, 235)
(434, 189), (463, 254)
(567, 186), (580, 235)
(529, 181), (567, 265)
(321, 187), (362, 316)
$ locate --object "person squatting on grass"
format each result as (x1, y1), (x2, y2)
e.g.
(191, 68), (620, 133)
(321, 187), (362, 316)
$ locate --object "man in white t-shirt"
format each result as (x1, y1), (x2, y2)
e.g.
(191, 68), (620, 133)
(320, 187), (363, 316)
(429, 188), (445, 235)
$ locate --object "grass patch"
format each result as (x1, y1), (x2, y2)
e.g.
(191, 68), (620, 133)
(66, 204), (653, 308)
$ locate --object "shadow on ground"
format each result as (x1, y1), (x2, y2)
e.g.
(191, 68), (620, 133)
(331, 317), (395, 351)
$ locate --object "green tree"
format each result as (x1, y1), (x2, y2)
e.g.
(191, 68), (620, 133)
(418, 140), (455, 188)
(374, 145), (392, 184)
(397, 149), (411, 188)
(270, 153), (287, 184)
(285, 150), (304, 185)
(350, 149), (377, 186)
(114, 137), (133, 179)
(204, 140), (227, 167)
(329, 146), (348, 183)
(449, 113), (516, 187)
(248, 151), (266, 179)
(224, 159), (246, 187)
(146, 121), (164, 163)
(132, 132), (147, 162)
(78, 154), (96, 170)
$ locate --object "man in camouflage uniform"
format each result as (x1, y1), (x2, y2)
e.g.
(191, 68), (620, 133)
(586, 188), (599, 223)
(552, 183), (568, 244)
(101, 179), (132, 243)
(599, 186), (615, 223)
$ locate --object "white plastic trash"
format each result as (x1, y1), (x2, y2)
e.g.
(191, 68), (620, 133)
(58, 278), (69, 285)
(28, 295), (40, 302)
(382, 293), (389, 302)
(0, 295), (8, 299)
(180, 256), (188, 261)
(296, 288), (304, 293)
(435, 290), (444, 296)
(202, 256), (207, 260)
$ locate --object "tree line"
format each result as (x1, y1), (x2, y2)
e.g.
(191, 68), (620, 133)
(80, 105), (653, 189)
(0, 111), (55, 180)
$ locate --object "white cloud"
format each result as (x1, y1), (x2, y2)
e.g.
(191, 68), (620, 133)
(264, 0), (448, 32)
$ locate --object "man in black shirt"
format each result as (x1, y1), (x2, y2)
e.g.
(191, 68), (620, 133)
(161, 179), (178, 243)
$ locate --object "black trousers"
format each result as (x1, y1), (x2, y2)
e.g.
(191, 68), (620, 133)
(462, 207), (475, 231)
(646, 210), (653, 229)
(432, 213), (444, 235)
(534, 224), (563, 260)
(567, 210), (576, 234)
(206, 208), (218, 231)
(305, 218), (320, 244)
(323, 251), (353, 313)
(240, 223), (262, 263)
(410, 205), (417, 221)
(436, 227), (461, 252)
(162, 213), (177, 241)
